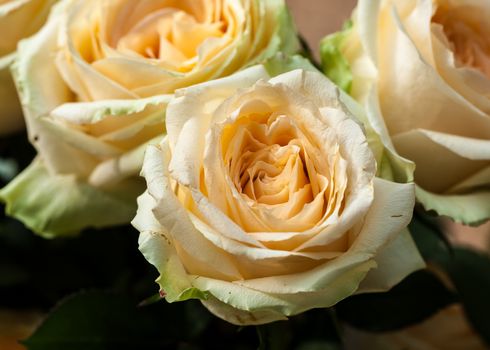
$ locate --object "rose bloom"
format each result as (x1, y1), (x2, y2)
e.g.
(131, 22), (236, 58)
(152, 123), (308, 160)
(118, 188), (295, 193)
(0, 0), (56, 134)
(133, 66), (424, 325)
(322, 0), (490, 225)
(1, 0), (300, 237)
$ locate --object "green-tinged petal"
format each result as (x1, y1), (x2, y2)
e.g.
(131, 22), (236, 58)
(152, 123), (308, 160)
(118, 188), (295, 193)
(250, 0), (300, 65)
(320, 20), (354, 93)
(38, 117), (122, 158)
(357, 228), (425, 293)
(142, 143), (243, 281)
(393, 129), (490, 193)
(416, 186), (490, 226)
(196, 260), (374, 326)
(12, 1), (70, 118)
(12, 1), (84, 176)
(0, 159), (143, 238)
(263, 53), (318, 77)
(202, 296), (288, 326)
(89, 136), (163, 188)
(339, 85), (415, 184)
(50, 94), (173, 125)
(274, 1), (301, 55)
(132, 191), (163, 233)
(138, 231), (209, 303)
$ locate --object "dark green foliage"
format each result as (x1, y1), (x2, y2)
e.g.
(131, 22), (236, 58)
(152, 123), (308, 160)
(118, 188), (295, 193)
(336, 270), (457, 332)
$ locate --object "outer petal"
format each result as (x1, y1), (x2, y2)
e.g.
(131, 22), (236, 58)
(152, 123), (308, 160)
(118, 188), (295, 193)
(393, 129), (490, 193)
(141, 142), (242, 281)
(12, 1), (79, 175)
(138, 231), (209, 303)
(321, 26), (415, 184)
(89, 135), (162, 188)
(202, 296), (288, 326)
(166, 65), (270, 150)
(0, 159), (142, 238)
(197, 259), (375, 325)
(50, 94), (173, 125)
(416, 186), (490, 226)
(0, 0), (56, 56)
(132, 190), (162, 233)
(357, 228), (425, 293)
(377, 4), (490, 139)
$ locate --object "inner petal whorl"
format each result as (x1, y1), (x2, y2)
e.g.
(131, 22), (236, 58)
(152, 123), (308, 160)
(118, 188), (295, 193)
(116, 5), (226, 66)
(433, 5), (490, 78)
(219, 107), (345, 232)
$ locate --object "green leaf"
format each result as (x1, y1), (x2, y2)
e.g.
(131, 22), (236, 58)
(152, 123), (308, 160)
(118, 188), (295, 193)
(320, 21), (353, 93)
(447, 248), (490, 345)
(295, 341), (341, 350)
(0, 159), (143, 238)
(409, 214), (490, 345)
(335, 270), (457, 332)
(0, 263), (30, 287)
(286, 309), (342, 349)
(257, 322), (292, 350)
(24, 291), (209, 350)
(264, 54), (319, 77)
(0, 221), (158, 309)
(0, 130), (36, 187)
(0, 158), (18, 182)
(275, 2), (302, 56)
(408, 211), (452, 269)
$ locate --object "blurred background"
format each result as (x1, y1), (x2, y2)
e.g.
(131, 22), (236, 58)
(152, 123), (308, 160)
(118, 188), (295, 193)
(287, 0), (357, 57)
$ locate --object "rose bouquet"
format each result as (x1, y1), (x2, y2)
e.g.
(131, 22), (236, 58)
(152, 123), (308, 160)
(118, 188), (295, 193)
(0, 0), (489, 349)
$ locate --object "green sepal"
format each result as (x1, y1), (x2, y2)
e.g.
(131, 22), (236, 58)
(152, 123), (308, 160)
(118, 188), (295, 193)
(320, 20), (354, 93)
(0, 159), (143, 238)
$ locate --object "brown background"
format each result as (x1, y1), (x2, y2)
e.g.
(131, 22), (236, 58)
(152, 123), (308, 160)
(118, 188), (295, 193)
(287, 0), (357, 57)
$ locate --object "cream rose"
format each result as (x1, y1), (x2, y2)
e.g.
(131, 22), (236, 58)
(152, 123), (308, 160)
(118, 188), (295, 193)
(1, 0), (300, 237)
(321, 0), (490, 225)
(133, 66), (424, 325)
(0, 0), (56, 135)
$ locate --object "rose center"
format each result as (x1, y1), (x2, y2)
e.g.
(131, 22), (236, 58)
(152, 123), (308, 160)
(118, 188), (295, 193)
(115, 5), (226, 70)
(221, 111), (337, 227)
(433, 6), (490, 78)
